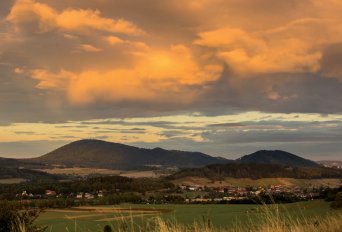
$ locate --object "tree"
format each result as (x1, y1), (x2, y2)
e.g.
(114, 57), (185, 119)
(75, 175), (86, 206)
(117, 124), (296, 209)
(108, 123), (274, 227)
(103, 225), (113, 232)
(0, 202), (46, 232)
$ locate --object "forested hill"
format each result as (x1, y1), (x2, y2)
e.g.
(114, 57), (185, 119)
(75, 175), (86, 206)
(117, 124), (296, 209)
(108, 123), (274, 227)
(168, 163), (342, 180)
(0, 167), (59, 182)
(28, 139), (230, 169)
(237, 150), (320, 167)
(0, 157), (22, 168)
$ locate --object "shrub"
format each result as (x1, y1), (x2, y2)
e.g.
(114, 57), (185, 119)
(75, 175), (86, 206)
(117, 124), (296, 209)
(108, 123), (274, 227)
(0, 202), (46, 232)
(103, 225), (113, 232)
(331, 192), (342, 209)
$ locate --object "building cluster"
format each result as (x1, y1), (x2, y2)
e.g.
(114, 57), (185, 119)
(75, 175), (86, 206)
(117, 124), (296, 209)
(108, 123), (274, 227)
(17, 190), (105, 200)
(75, 191), (104, 199)
(179, 184), (321, 203)
(321, 163), (342, 169)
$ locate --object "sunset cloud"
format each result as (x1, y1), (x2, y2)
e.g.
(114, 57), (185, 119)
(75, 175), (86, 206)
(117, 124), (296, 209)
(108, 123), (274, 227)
(27, 45), (222, 104)
(1, 0), (342, 113)
(195, 18), (342, 75)
(30, 69), (75, 90)
(0, 0), (342, 159)
(56, 9), (144, 35)
(79, 44), (102, 53)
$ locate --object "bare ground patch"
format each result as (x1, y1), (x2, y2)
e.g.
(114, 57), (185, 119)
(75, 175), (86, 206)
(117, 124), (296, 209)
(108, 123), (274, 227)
(95, 213), (158, 222)
(45, 206), (173, 221)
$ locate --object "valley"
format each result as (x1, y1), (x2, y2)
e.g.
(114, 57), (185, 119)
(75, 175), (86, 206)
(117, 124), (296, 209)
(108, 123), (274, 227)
(0, 139), (341, 232)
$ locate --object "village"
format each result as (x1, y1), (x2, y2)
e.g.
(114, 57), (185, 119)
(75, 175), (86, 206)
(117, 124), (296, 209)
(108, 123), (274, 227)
(17, 190), (105, 200)
(16, 184), (325, 204)
(179, 184), (322, 203)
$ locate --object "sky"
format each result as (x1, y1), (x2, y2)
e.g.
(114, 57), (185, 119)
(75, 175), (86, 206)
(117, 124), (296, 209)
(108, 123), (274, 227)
(0, 0), (341, 160)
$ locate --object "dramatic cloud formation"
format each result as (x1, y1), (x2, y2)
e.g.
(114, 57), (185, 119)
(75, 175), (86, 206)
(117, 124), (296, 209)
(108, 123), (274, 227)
(0, 0), (341, 159)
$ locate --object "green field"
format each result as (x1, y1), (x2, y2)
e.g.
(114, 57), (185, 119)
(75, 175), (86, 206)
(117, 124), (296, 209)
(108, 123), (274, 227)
(36, 200), (338, 232)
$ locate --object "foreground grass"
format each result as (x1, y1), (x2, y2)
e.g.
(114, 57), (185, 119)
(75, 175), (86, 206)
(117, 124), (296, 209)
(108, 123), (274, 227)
(33, 201), (341, 232)
(108, 206), (342, 232)
(36, 200), (334, 231)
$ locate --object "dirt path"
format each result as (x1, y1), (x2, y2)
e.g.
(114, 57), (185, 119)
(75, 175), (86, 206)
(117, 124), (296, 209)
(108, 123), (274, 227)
(45, 206), (174, 221)
(96, 212), (158, 222)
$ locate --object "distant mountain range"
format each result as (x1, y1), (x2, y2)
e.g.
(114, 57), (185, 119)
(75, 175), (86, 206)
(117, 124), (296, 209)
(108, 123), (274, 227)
(0, 139), (341, 181)
(26, 139), (230, 169)
(0, 139), (337, 172)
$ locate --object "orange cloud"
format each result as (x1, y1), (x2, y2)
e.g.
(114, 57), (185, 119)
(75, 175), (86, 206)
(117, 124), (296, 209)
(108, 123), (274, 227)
(23, 45), (222, 104)
(136, 45), (222, 85)
(193, 1), (342, 77)
(68, 45), (222, 104)
(7, 0), (143, 35)
(30, 69), (75, 89)
(195, 22), (329, 75)
(56, 9), (144, 35)
(106, 36), (125, 45)
(6, 0), (57, 33)
(5, 0), (342, 110)
(68, 70), (155, 104)
(79, 44), (102, 53)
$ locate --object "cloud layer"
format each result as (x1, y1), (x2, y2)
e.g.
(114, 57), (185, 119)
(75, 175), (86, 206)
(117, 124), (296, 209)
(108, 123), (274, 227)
(1, 0), (342, 123)
(0, 0), (341, 159)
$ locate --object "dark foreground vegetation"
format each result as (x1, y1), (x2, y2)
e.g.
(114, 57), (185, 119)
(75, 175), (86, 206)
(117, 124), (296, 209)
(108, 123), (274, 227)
(0, 202), (45, 232)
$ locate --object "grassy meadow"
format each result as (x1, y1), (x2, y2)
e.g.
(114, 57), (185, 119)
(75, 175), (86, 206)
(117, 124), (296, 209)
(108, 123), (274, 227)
(36, 200), (340, 232)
